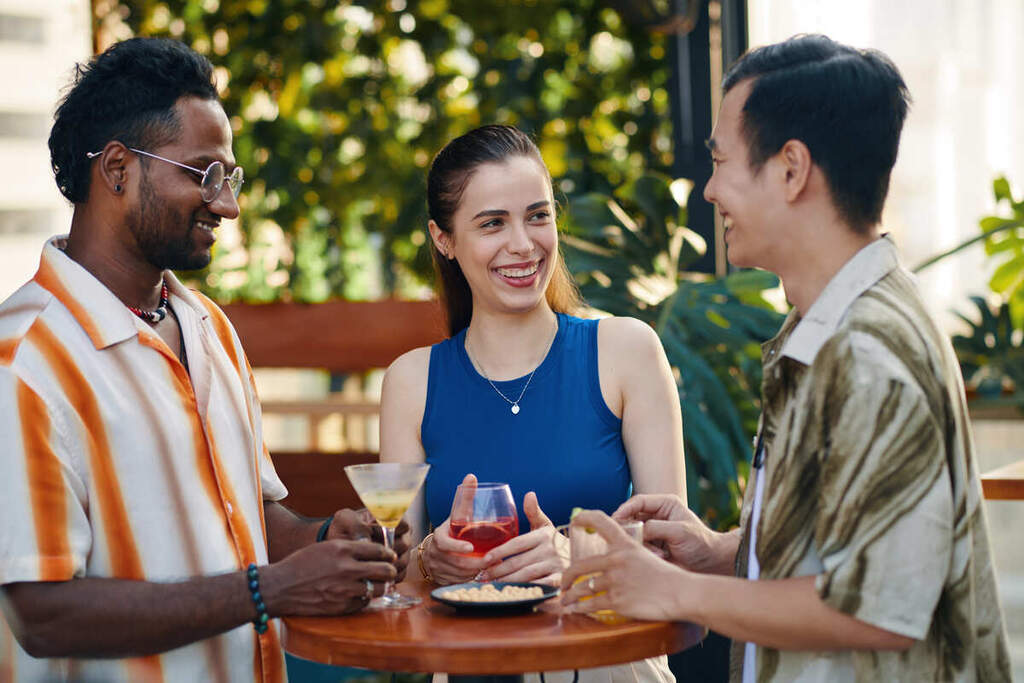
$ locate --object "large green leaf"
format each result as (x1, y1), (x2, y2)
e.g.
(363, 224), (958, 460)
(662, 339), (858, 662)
(994, 176), (1013, 203)
(990, 253), (1024, 296)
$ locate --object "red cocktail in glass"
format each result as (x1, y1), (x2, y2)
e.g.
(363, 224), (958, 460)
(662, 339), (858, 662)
(449, 482), (518, 557)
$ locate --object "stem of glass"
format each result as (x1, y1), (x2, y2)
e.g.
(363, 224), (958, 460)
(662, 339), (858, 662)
(382, 526), (396, 598)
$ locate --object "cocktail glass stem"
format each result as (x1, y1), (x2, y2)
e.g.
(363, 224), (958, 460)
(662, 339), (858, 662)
(381, 526), (397, 599)
(370, 523), (421, 609)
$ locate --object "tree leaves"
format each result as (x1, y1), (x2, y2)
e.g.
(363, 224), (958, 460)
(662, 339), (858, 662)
(110, 0), (675, 301)
(108, 2), (787, 525)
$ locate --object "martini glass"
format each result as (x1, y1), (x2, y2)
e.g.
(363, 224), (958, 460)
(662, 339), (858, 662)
(344, 462), (430, 609)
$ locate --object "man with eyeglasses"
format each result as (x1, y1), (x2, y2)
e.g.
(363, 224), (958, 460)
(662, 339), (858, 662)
(0, 38), (409, 683)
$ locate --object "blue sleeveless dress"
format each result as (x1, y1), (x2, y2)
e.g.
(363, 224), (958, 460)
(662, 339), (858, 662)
(421, 313), (632, 531)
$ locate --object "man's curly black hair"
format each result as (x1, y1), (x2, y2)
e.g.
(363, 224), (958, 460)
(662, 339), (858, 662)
(49, 37), (219, 204)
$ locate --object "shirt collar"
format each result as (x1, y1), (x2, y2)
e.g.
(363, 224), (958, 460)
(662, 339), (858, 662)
(779, 235), (901, 366)
(33, 235), (208, 350)
(163, 270), (211, 324)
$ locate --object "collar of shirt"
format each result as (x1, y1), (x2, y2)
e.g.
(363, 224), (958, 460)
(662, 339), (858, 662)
(34, 235), (210, 351)
(779, 234), (901, 366)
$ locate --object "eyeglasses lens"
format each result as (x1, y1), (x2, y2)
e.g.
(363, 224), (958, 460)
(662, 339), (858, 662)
(199, 161), (244, 202)
(200, 162), (225, 202)
(227, 166), (244, 198)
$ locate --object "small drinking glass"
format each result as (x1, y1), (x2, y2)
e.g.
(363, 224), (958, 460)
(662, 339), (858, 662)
(556, 518), (643, 624)
(448, 482), (519, 557)
(344, 462), (430, 609)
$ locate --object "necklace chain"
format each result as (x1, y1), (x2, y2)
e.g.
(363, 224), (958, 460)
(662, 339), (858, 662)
(482, 366), (536, 415)
(466, 319), (558, 416)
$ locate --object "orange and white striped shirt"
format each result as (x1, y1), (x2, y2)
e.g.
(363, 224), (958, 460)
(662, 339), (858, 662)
(0, 237), (289, 683)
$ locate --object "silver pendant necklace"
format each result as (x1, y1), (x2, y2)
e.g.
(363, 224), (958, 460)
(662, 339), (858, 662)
(484, 369), (534, 415)
(466, 319), (558, 416)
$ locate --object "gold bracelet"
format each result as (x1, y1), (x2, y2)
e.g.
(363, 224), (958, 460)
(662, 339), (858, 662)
(416, 533), (435, 584)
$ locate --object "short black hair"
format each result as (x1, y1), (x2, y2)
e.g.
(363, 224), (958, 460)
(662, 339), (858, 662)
(49, 37), (219, 203)
(722, 34), (910, 232)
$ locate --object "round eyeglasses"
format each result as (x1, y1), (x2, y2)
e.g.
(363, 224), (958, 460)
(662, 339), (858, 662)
(86, 148), (244, 203)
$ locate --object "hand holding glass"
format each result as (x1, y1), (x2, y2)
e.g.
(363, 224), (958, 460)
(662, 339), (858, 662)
(448, 482), (519, 557)
(556, 518), (642, 624)
(344, 463), (429, 609)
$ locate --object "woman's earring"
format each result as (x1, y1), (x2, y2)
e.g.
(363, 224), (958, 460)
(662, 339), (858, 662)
(114, 184), (122, 193)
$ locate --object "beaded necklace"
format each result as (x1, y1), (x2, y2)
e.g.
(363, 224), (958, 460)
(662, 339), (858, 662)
(127, 282), (169, 323)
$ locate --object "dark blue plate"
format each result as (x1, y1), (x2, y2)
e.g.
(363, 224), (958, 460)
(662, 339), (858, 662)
(430, 581), (559, 613)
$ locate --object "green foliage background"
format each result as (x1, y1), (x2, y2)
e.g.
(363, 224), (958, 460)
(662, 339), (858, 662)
(916, 176), (1024, 402)
(101, 0), (676, 301)
(99, 0), (786, 527)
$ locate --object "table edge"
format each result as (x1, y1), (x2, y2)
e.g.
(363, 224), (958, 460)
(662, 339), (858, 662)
(282, 615), (706, 674)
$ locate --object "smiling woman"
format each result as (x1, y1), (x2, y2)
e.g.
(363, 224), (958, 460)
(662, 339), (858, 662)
(425, 125), (580, 338)
(377, 125), (687, 683)
(431, 155), (560, 331)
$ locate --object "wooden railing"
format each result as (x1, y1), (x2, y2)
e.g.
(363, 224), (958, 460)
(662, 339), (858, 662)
(231, 302), (1024, 507)
(269, 451), (380, 517)
(222, 300), (446, 514)
(221, 299), (446, 373)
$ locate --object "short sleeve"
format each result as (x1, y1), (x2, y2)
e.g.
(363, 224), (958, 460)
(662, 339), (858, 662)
(260, 442), (288, 502)
(811, 340), (953, 639)
(0, 370), (90, 585)
(242, 359), (287, 503)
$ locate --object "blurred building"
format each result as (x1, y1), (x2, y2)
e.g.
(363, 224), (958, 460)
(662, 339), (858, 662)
(0, 0), (90, 299)
(749, 0), (1024, 331)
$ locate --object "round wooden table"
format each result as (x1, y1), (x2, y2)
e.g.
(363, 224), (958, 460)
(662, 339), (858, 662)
(282, 579), (706, 675)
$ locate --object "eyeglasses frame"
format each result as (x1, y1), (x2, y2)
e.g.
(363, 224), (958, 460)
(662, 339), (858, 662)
(85, 147), (244, 203)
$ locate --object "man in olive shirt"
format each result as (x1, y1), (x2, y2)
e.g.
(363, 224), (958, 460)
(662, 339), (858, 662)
(562, 35), (1011, 682)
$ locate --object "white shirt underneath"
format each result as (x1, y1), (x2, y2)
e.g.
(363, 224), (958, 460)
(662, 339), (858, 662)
(742, 447), (767, 683)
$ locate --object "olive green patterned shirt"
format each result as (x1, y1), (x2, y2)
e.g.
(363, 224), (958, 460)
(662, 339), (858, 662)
(730, 236), (1011, 682)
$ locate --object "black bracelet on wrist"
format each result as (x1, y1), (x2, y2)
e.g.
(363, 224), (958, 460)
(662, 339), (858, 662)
(246, 563), (269, 634)
(315, 517), (332, 542)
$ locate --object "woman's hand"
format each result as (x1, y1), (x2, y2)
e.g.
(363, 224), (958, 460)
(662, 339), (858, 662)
(421, 473), (489, 585)
(422, 517), (490, 585)
(478, 492), (565, 585)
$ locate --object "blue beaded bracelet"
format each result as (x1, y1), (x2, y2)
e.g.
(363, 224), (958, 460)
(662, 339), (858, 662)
(315, 517), (332, 543)
(246, 563), (269, 634)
